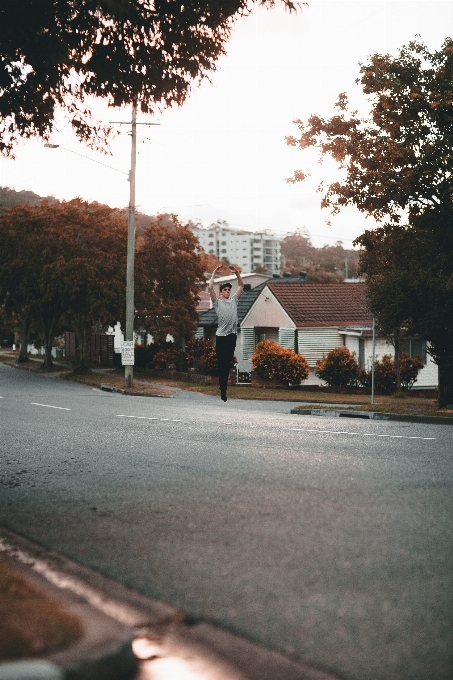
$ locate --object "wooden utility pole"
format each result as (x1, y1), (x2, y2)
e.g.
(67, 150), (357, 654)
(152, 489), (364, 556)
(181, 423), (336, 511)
(125, 102), (137, 388)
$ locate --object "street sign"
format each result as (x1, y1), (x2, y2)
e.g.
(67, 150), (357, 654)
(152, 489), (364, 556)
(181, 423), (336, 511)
(121, 340), (134, 366)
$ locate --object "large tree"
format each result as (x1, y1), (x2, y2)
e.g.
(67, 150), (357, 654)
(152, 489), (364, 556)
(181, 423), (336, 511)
(0, 199), (127, 367)
(0, 0), (298, 157)
(135, 214), (207, 343)
(286, 38), (453, 405)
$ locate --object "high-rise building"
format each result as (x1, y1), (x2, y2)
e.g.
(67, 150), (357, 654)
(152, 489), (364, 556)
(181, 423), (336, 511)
(191, 224), (281, 275)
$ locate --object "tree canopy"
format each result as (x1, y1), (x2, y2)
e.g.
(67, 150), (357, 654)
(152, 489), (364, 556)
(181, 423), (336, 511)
(135, 214), (208, 343)
(280, 229), (360, 281)
(286, 38), (453, 224)
(0, 0), (299, 157)
(0, 202), (208, 364)
(0, 199), (127, 366)
(287, 37), (453, 405)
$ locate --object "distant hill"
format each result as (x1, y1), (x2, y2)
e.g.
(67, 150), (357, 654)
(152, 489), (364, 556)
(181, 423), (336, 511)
(0, 187), (58, 209)
(281, 229), (361, 282)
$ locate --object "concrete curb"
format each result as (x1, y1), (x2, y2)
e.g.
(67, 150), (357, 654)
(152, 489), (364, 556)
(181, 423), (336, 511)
(290, 408), (453, 425)
(0, 527), (341, 680)
(0, 527), (172, 680)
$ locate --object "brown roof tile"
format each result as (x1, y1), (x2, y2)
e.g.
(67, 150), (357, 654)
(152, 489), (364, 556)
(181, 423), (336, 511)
(267, 282), (372, 326)
(196, 290), (211, 312)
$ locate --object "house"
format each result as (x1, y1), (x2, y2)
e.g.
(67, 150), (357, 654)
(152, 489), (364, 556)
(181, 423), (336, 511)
(197, 277), (438, 388)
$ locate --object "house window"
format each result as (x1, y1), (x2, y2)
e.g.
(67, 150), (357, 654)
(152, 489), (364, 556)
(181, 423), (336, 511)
(399, 339), (426, 363)
(358, 338), (365, 367)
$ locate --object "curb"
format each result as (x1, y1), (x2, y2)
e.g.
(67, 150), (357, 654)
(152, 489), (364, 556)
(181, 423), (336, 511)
(0, 527), (341, 680)
(290, 408), (453, 425)
(0, 531), (139, 680)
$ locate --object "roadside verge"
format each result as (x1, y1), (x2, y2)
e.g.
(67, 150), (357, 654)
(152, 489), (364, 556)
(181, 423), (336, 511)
(290, 407), (453, 425)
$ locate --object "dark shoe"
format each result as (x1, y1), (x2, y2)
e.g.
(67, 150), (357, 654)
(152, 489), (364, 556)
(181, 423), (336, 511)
(221, 390), (227, 402)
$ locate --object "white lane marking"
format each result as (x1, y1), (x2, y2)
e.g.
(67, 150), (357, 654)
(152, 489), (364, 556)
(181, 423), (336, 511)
(291, 428), (436, 440)
(31, 403), (71, 411)
(116, 415), (157, 420)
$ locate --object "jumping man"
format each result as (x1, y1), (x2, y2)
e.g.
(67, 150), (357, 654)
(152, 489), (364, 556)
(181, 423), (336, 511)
(208, 265), (244, 402)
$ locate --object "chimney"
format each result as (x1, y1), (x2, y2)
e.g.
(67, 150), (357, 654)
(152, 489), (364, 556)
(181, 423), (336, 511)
(299, 271), (307, 279)
(283, 272), (292, 278)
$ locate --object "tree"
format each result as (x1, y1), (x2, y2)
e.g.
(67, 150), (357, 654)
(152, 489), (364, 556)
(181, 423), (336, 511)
(135, 214), (208, 344)
(281, 229), (360, 281)
(287, 37), (453, 406)
(286, 38), (453, 224)
(0, 199), (127, 367)
(0, 0), (298, 157)
(60, 201), (127, 366)
(355, 204), (453, 406)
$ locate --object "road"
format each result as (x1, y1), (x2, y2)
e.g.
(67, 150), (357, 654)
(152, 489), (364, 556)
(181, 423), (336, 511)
(1, 363), (452, 680)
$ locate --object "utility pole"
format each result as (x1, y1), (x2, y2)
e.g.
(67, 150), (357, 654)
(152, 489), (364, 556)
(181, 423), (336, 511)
(371, 317), (376, 405)
(125, 102), (137, 388)
(109, 106), (159, 388)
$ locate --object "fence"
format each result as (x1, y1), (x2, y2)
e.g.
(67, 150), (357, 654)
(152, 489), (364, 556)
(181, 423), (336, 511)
(64, 332), (115, 367)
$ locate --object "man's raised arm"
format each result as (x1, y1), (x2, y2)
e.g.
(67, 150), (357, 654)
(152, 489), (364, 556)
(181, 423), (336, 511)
(229, 265), (244, 298)
(208, 265), (223, 304)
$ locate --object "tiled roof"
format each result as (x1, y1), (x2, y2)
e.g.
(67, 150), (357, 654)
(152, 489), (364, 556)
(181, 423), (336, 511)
(196, 290), (211, 312)
(267, 282), (372, 326)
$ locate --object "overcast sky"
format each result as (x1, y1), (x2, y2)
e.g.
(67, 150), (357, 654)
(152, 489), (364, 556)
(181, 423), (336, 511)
(0, 1), (451, 248)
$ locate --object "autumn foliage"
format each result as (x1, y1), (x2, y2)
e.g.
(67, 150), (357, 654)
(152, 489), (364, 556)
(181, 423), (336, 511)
(252, 340), (309, 385)
(315, 347), (424, 392)
(0, 202), (207, 367)
(315, 347), (362, 387)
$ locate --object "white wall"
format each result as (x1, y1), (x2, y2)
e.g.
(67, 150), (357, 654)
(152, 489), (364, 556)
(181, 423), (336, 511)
(343, 334), (438, 388)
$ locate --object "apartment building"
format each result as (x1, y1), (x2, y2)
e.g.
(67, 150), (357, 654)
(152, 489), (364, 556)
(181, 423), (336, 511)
(191, 223), (281, 275)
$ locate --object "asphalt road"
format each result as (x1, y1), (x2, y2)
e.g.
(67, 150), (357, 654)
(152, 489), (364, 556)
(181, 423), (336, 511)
(1, 363), (452, 680)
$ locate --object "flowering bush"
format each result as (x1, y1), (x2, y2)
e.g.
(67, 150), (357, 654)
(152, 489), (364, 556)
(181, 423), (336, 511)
(372, 352), (424, 392)
(252, 340), (309, 385)
(372, 354), (397, 394)
(315, 347), (361, 387)
(399, 352), (424, 388)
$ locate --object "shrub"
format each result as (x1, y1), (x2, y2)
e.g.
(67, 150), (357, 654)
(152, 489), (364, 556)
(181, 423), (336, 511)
(372, 354), (396, 394)
(185, 338), (218, 376)
(134, 341), (175, 368)
(315, 347), (360, 387)
(252, 340), (309, 385)
(151, 344), (188, 371)
(399, 352), (424, 389)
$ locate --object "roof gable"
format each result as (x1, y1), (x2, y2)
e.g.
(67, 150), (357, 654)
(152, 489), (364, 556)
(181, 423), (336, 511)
(242, 286), (294, 328)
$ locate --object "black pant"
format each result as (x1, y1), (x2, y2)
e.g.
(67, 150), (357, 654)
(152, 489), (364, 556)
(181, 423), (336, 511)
(215, 333), (237, 392)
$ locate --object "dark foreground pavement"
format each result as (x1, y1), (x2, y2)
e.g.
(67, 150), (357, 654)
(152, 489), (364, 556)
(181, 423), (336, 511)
(1, 363), (452, 680)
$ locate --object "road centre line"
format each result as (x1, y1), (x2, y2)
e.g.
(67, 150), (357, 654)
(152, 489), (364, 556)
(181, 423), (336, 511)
(291, 428), (436, 440)
(31, 403), (71, 411)
(114, 417), (436, 440)
(116, 415), (181, 422)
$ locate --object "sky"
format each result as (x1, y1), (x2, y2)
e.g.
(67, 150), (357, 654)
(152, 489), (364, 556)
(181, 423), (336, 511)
(0, 1), (451, 248)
